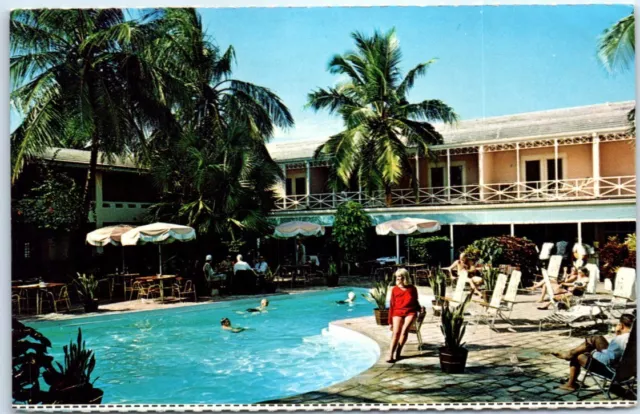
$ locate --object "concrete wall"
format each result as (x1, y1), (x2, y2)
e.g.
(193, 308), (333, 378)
(600, 140), (636, 177)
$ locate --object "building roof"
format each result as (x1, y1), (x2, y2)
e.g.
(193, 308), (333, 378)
(39, 101), (635, 167)
(266, 100), (635, 161)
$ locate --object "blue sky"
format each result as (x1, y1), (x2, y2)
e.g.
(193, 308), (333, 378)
(10, 5), (635, 142)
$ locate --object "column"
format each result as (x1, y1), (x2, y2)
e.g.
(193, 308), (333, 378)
(281, 164), (287, 209)
(446, 148), (451, 201)
(510, 223), (515, 237)
(478, 145), (485, 201)
(305, 160), (311, 208)
(95, 171), (103, 228)
(516, 142), (521, 199)
(358, 184), (362, 204)
(592, 133), (601, 197)
(415, 153), (420, 204)
(449, 224), (455, 263)
(577, 222), (582, 245)
(554, 138), (559, 198)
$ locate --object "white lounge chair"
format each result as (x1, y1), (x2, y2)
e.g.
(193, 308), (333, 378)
(539, 242), (554, 261)
(470, 273), (508, 331)
(595, 267), (636, 318)
(585, 263), (599, 295)
(538, 269), (601, 336)
(500, 270), (522, 321)
(442, 270), (470, 309)
(534, 255), (563, 283)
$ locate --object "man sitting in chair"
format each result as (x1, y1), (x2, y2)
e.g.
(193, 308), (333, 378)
(254, 256), (268, 275)
(551, 313), (634, 391)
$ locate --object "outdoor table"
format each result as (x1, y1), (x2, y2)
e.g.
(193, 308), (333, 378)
(13, 282), (65, 315)
(106, 273), (141, 298)
(135, 275), (176, 302)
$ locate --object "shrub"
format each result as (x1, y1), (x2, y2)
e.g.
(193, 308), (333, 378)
(464, 236), (537, 283)
(407, 236), (450, 265)
(332, 201), (371, 267)
(600, 235), (636, 279)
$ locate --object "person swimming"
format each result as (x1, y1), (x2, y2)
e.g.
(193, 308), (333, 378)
(247, 298), (269, 313)
(220, 317), (246, 333)
(336, 291), (356, 305)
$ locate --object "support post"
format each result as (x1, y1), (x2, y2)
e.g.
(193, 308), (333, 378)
(396, 235), (400, 265)
(592, 133), (600, 197)
(554, 139), (559, 198)
(577, 222), (582, 245)
(281, 164), (287, 209)
(305, 160), (311, 207)
(516, 143), (521, 199)
(95, 171), (103, 228)
(449, 224), (455, 263)
(358, 184), (362, 204)
(510, 223), (515, 237)
(446, 148), (451, 201)
(415, 153), (420, 204)
(478, 145), (485, 201)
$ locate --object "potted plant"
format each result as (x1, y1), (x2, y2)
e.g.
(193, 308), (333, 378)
(74, 273), (99, 313)
(362, 280), (390, 325)
(326, 259), (339, 287)
(429, 269), (447, 316)
(439, 294), (472, 373)
(480, 265), (501, 303)
(42, 328), (103, 404)
(263, 269), (277, 294)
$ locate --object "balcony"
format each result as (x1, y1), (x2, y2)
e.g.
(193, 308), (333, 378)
(93, 201), (153, 223)
(273, 175), (636, 211)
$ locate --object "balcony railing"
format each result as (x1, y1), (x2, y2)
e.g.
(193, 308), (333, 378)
(273, 175), (636, 211)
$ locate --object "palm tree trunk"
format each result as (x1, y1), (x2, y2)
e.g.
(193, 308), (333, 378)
(78, 141), (99, 228)
(385, 185), (392, 207)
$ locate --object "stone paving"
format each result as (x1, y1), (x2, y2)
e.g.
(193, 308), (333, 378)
(265, 286), (637, 406)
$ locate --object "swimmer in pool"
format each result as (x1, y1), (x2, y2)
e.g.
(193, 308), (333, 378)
(220, 317), (246, 333)
(336, 291), (356, 305)
(247, 298), (269, 313)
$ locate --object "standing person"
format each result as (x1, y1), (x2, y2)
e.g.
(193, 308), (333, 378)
(551, 314), (634, 391)
(200, 255), (215, 296)
(296, 238), (306, 265)
(387, 269), (421, 363)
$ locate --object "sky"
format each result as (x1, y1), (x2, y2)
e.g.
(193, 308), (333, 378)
(9, 5), (636, 143)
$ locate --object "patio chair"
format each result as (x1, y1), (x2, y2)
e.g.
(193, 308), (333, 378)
(49, 285), (71, 313)
(442, 270), (470, 309)
(415, 269), (430, 286)
(132, 281), (160, 301)
(470, 273), (508, 331)
(534, 255), (563, 283)
(12, 293), (24, 315)
(407, 306), (427, 349)
(500, 270), (522, 321)
(585, 264), (599, 295)
(173, 280), (197, 302)
(538, 269), (601, 336)
(577, 321), (637, 400)
(539, 242), (554, 261)
(594, 267), (636, 318)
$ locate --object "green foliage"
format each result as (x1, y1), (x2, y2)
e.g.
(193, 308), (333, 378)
(12, 318), (54, 404)
(13, 166), (84, 231)
(464, 238), (503, 265)
(328, 261), (338, 277)
(597, 13), (635, 74)
(429, 268), (447, 300)
(481, 266), (501, 291)
(464, 236), (538, 283)
(362, 281), (389, 310)
(600, 235), (636, 279)
(440, 294), (472, 350)
(407, 236), (450, 265)
(624, 233), (636, 252)
(74, 273), (99, 302)
(332, 202), (371, 264)
(308, 28), (458, 202)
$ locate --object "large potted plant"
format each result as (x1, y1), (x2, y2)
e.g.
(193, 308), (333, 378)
(362, 281), (390, 325)
(263, 269), (277, 294)
(480, 265), (501, 303)
(439, 294), (472, 374)
(74, 273), (99, 313)
(429, 269), (447, 316)
(42, 328), (103, 404)
(326, 260), (339, 287)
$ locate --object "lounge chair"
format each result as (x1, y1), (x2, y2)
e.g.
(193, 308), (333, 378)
(585, 263), (599, 295)
(500, 270), (522, 321)
(442, 270), (470, 309)
(595, 267), (636, 318)
(408, 306), (427, 349)
(539, 242), (554, 261)
(470, 273), (508, 331)
(538, 269), (601, 336)
(534, 255), (563, 283)
(577, 321), (637, 400)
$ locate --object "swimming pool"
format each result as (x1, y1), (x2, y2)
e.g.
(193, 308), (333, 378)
(29, 288), (380, 404)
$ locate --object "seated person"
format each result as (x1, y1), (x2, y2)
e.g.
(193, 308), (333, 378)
(247, 298), (269, 313)
(529, 267), (578, 296)
(220, 317), (246, 333)
(254, 256), (268, 275)
(217, 256), (233, 273)
(444, 252), (483, 296)
(552, 313), (634, 391)
(336, 291), (356, 304)
(233, 254), (254, 274)
(537, 267), (589, 309)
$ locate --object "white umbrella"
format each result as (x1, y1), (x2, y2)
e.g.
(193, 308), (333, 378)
(121, 222), (196, 274)
(375, 218), (441, 264)
(86, 225), (136, 271)
(273, 221), (325, 238)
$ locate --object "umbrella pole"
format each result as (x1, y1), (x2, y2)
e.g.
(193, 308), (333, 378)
(122, 248), (125, 273)
(159, 245), (162, 275)
(396, 235), (400, 265)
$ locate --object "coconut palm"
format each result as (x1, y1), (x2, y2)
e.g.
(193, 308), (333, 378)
(307, 28), (458, 204)
(10, 9), (183, 225)
(597, 12), (635, 134)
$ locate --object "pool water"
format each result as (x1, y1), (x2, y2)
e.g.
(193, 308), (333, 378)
(29, 288), (379, 404)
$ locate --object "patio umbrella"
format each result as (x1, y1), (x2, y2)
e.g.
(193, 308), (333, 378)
(86, 225), (136, 271)
(273, 221), (325, 265)
(121, 222), (196, 274)
(375, 218), (441, 264)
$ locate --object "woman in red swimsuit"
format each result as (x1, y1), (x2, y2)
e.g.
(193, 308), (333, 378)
(387, 268), (421, 363)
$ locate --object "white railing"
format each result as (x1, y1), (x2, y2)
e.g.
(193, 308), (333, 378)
(272, 176), (636, 211)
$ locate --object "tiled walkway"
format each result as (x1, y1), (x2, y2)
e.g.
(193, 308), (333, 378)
(266, 286), (636, 405)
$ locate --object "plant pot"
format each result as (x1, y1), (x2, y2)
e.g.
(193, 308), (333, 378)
(431, 300), (442, 317)
(374, 308), (389, 326)
(51, 384), (103, 404)
(326, 275), (339, 287)
(438, 346), (468, 374)
(84, 299), (99, 313)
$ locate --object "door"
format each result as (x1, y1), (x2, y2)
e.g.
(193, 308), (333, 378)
(295, 177), (306, 195)
(450, 165), (464, 188)
(430, 167), (445, 188)
(525, 160), (542, 186)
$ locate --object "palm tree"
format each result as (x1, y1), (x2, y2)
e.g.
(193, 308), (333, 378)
(597, 12), (635, 134)
(10, 9), (183, 226)
(145, 9), (293, 238)
(307, 28), (458, 205)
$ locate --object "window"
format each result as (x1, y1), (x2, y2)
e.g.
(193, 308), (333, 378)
(430, 167), (445, 188)
(521, 155), (566, 182)
(24, 242), (31, 259)
(285, 173), (307, 196)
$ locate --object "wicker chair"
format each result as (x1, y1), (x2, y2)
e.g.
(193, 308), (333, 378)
(173, 280), (197, 302)
(132, 281), (160, 301)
